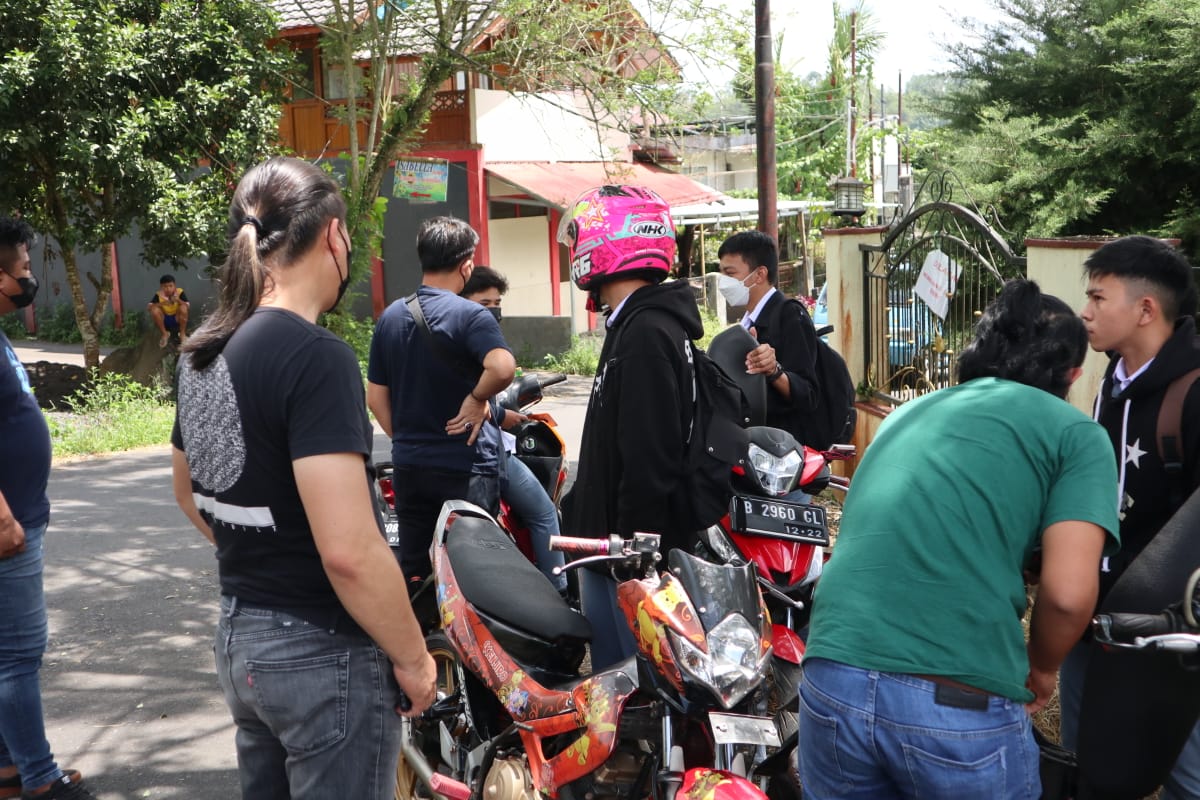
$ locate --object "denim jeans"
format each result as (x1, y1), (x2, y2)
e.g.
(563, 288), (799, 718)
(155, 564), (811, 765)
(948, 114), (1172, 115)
(1059, 640), (1200, 799)
(579, 569), (638, 671)
(797, 658), (1040, 800)
(0, 524), (66, 790)
(215, 596), (402, 800)
(502, 454), (566, 591)
(392, 466), (499, 582)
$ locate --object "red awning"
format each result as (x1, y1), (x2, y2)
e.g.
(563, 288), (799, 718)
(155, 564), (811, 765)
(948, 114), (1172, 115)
(486, 161), (725, 211)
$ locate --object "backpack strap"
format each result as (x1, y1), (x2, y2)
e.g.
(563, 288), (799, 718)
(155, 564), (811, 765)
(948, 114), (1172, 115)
(405, 293), (481, 382)
(1157, 366), (1200, 505)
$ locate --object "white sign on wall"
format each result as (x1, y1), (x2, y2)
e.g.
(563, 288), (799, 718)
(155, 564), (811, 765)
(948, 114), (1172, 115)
(913, 249), (961, 320)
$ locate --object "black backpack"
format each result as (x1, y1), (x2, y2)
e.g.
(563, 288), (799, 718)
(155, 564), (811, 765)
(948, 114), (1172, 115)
(682, 339), (751, 530)
(762, 297), (857, 450)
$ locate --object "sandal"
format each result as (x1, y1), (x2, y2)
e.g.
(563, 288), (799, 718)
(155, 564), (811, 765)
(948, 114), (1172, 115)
(0, 772), (20, 800)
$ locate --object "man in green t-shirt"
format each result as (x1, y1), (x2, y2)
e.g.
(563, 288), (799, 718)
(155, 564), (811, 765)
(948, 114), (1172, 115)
(797, 280), (1119, 800)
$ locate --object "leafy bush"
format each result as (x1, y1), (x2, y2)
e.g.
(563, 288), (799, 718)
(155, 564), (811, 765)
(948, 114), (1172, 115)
(320, 310), (375, 377)
(36, 303), (83, 343)
(49, 370), (175, 458)
(541, 335), (603, 376)
(0, 312), (28, 340)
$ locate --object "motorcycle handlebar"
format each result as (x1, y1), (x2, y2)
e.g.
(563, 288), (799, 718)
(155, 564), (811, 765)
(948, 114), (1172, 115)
(540, 373), (568, 389)
(1094, 612), (1180, 641)
(549, 535), (617, 557)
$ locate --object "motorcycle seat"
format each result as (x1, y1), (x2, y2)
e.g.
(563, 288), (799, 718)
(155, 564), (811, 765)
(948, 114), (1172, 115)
(446, 516), (592, 643)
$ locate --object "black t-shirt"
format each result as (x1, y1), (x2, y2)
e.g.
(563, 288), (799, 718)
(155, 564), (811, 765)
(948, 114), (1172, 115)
(0, 330), (51, 529)
(172, 308), (376, 608)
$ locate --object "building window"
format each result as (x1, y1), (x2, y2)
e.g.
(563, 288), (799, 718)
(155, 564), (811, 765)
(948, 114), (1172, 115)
(293, 46), (318, 100)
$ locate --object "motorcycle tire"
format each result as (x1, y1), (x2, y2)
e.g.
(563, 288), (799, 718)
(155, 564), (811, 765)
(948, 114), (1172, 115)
(396, 631), (461, 800)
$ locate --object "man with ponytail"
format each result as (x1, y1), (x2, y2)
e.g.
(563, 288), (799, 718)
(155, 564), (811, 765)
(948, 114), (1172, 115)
(796, 280), (1119, 799)
(170, 157), (435, 799)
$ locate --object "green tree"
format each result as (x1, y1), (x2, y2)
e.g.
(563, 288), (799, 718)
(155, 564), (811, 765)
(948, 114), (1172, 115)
(931, 0), (1200, 255)
(293, 0), (739, 295)
(0, 0), (291, 366)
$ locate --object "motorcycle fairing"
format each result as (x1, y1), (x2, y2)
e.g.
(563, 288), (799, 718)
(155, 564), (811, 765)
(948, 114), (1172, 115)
(435, 524), (639, 798)
(727, 524), (820, 589)
(676, 768), (769, 800)
(616, 572), (705, 693)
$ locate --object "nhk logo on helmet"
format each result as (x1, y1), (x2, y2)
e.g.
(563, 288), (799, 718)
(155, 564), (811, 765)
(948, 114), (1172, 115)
(630, 221), (669, 237)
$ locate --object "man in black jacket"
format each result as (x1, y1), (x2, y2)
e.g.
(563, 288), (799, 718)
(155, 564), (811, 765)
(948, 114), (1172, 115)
(716, 231), (822, 448)
(558, 185), (702, 670)
(1062, 235), (1200, 798)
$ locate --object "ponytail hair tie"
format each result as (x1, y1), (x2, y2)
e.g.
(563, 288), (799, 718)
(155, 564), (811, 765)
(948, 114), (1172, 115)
(241, 215), (264, 236)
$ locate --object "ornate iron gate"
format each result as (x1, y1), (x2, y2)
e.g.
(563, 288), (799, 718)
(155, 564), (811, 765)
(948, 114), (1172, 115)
(861, 172), (1027, 401)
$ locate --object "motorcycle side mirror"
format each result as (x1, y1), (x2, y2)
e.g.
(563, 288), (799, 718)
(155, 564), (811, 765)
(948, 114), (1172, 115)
(501, 373), (544, 411)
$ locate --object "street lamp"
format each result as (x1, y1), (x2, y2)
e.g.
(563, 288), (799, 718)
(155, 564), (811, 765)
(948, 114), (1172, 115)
(831, 176), (866, 218)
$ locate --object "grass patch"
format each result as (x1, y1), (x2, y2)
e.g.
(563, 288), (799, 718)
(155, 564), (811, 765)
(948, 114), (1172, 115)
(541, 334), (604, 376)
(48, 371), (175, 459)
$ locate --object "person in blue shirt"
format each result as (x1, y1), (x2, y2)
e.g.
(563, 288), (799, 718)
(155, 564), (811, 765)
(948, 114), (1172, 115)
(460, 266), (567, 594)
(0, 217), (97, 799)
(367, 218), (515, 585)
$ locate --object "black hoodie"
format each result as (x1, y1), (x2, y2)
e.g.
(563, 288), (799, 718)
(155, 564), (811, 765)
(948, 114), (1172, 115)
(1093, 316), (1200, 602)
(561, 279), (704, 553)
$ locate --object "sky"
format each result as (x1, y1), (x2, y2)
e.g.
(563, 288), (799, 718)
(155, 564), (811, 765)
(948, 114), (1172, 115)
(775, 0), (1006, 85)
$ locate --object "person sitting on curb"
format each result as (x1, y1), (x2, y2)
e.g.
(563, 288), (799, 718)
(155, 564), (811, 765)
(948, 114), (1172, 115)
(147, 273), (189, 348)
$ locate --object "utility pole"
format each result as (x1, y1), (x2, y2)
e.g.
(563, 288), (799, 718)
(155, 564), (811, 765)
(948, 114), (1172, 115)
(755, 0), (777, 244)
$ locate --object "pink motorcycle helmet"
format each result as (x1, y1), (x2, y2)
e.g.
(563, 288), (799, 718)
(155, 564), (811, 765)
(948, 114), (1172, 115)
(557, 185), (677, 311)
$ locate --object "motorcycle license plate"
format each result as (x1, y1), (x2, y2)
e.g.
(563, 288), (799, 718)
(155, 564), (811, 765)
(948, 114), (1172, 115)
(384, 518), (400, 547)
(708, 712), (781, 748)
(730, 495), (829, 546)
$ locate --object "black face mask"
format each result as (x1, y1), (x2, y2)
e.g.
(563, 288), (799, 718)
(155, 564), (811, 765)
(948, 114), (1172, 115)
(487, 306), (502, 323)
(327, 230), (351, 314)
(2, 273), (38, 309)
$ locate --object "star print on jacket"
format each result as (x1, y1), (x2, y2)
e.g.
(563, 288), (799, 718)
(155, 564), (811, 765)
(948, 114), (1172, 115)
(1125, 439), (1146, 468)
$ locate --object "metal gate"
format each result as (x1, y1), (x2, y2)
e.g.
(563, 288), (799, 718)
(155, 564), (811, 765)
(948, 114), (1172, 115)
(861, 172), (1026, 402)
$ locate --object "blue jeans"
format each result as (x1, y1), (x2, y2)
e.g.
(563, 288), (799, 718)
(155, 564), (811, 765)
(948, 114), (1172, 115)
(1059, 641), (1200, 799)
(0, 524), (67, 790)
(502, 455), (566, 591)
(797, 658), (1040, 799)
(579, 569), (638, 671)
(215, 597), (402, 800)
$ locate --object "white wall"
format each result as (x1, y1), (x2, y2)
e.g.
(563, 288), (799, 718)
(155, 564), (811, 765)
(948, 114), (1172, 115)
(473, 89), (630, 162)
(487, 216), (555, 316)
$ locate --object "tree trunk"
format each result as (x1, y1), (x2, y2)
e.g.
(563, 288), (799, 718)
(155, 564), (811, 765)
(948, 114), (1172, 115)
(677, 225), (697, 280)
(61, 247), (102, 369)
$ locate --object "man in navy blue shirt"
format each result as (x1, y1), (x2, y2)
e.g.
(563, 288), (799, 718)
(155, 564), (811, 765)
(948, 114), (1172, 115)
(367, 217), (515, 584)
(0, 218), (97, 799)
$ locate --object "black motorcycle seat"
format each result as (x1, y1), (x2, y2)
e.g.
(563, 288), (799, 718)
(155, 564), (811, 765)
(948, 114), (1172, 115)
(446, 516), (592, 643)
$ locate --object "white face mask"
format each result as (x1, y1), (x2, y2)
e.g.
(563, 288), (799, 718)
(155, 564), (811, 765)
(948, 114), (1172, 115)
(717, 272), (753, 308)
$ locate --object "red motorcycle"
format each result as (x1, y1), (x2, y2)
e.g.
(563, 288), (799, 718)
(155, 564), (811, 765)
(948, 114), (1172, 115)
(396, 499), (779, 800)
(375, 372), (572, 619)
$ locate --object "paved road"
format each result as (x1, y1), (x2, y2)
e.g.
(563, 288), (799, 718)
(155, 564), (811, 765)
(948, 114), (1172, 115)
(33, 372), (591, 799)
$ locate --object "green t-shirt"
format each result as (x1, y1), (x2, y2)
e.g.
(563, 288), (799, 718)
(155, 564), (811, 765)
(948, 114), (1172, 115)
(804, 378), (1120, 702)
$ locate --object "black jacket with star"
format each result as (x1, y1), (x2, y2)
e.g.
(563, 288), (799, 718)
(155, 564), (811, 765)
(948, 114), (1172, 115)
(1094, 316), (1200, 602)
(560, 279), (704, 553)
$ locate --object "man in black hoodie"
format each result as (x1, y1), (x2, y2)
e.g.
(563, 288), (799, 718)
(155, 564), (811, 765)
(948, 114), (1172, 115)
(1061, 235), (1200, 797)
(558, 185), (703, 670)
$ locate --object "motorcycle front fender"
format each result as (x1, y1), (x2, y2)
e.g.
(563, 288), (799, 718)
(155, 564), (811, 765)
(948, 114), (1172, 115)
(676, 768), (768, 800)
(772, 624), (805, 665)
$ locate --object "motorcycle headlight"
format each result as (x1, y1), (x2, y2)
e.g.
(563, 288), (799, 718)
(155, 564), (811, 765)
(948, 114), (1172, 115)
(668, 615), (770, 709)
(747, 443), (802, 496)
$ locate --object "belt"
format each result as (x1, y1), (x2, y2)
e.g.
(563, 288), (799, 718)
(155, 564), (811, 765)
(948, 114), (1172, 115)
(912, 674), (994, 711)
(223, 595), (367, 639)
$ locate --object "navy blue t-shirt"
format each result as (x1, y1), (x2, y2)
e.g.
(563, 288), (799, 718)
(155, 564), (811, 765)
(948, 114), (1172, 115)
(0, 330), (51, 529)
(172, 308), (376, 609)
(367, 286), (509, 474)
